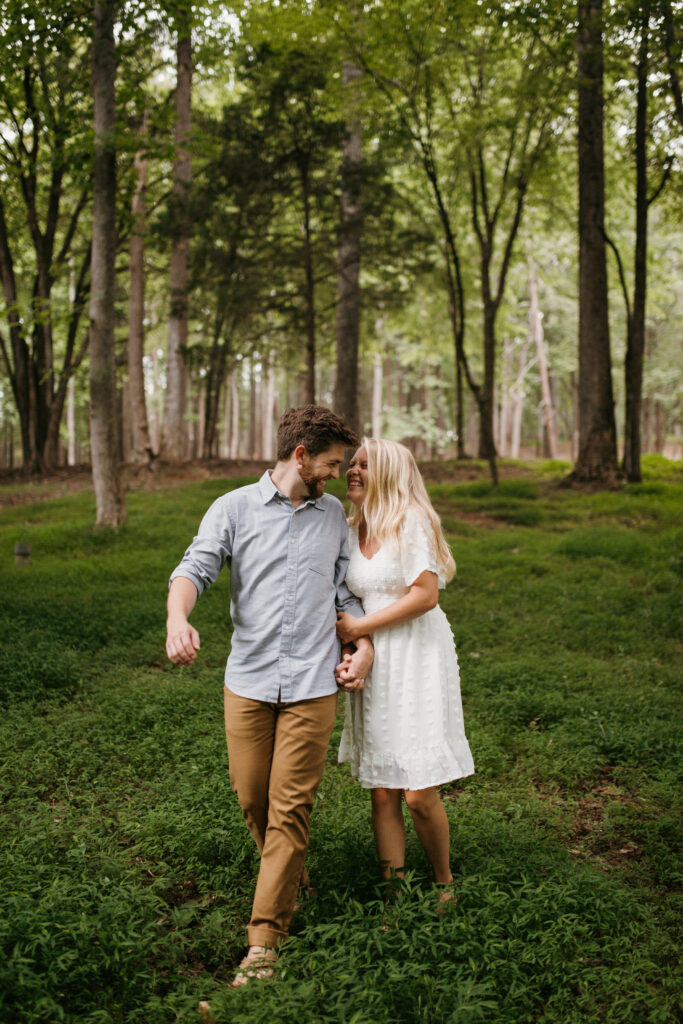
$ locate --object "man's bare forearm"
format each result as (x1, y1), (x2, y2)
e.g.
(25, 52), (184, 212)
(167, 576), (199, 625)
(166, 577), (201, 664)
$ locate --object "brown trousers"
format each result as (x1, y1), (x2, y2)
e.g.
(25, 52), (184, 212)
(224, 687), (338, 948)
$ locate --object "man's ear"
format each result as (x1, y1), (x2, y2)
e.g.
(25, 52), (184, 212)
(294, 444), (307, 467)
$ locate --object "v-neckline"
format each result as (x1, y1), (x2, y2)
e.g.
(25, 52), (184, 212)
(356, 528), (381, 562)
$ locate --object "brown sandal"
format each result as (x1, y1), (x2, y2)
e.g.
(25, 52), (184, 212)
(231, 946), (278, 988)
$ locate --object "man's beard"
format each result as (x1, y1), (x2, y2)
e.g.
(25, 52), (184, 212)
(299, 466), (325, 499)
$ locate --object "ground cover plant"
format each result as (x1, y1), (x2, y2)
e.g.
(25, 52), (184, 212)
(1, 457), (681, 1024)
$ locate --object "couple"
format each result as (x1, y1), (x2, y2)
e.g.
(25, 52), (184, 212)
(166, 405), (474, 988)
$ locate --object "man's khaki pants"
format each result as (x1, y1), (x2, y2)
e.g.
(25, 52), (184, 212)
(224, 687), (338, 949)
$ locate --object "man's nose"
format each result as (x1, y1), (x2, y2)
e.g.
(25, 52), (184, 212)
(331, 465), (340, 478)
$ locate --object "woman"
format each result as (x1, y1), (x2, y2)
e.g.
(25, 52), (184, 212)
(336, 438), (474, 895)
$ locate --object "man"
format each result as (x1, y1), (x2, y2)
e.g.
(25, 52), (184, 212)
(166, 405), (373, 987)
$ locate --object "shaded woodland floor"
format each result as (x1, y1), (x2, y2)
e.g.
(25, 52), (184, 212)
(0, 457), (681, 1023)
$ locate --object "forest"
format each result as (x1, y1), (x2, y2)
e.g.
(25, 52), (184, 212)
(0, 0), (681, 524)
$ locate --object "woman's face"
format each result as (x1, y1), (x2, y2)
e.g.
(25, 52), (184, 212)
(346, 446), (368, 507)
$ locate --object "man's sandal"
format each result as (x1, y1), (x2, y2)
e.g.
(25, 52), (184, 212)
(231, 946), (278, 988)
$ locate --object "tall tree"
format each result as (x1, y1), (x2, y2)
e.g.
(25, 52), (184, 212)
(606, 2), (675, 482)
(355, 0), (569, 483)
(0, 3), (93, 470)
(333, 58), (363, 435)
(162, 17), (192, 461)
(571, 0), (620, 484)
(90, 0), (125, 524)
(660, 0), (683, 126)
(127, 113), (153, 464)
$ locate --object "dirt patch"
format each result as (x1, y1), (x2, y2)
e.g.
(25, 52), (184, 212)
(0, 457), (504, 509)
(537, 768), (645, 872)
(0, 459), (275, 508)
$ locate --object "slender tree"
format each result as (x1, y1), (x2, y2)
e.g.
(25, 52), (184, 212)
(660, 0), (683, 126)
(162, 20), (192, 461)
(89, 0), (125, 524)
(571, 0), (620, 484)
(333, 59), (363, 435)
(606, 3), (674, 482)
(127, 113), (153, 464)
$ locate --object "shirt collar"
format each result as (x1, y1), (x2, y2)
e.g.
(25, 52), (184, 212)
(258, 470), (325, 510)
(259, 470), (282, 504)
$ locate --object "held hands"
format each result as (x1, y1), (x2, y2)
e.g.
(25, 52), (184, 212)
(335, 638), (374, 693)
(336, 611), (365, 644)
(166, 617), (201, 665)
(335, 652), (364, 692)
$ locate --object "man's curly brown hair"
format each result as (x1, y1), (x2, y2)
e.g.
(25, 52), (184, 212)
(276, 405), (359, 461)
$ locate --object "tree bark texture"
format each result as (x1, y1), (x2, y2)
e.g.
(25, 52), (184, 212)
(89, 0), (126, 525)
(162, 32), (192, 460)
(300, 160), (316, 405)
(622, 12), (649, 483)
(510, 333), (530, 460)
(661, 0), (683, 126)
(573, 0), (619, 484)
(529, 256), (558, 458)
(202, 312), (228, 459)
(127, 116), (153, 464)
(333, 61), (363, 435)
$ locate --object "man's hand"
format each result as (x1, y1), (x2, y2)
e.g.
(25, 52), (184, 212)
(166, 617), (201, 665)
(167, 577), (200, 665)
(335, 637), (374, 692)
(335, 651), (364, 692)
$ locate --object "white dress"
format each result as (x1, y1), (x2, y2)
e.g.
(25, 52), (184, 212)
(338, 509), (475, 791)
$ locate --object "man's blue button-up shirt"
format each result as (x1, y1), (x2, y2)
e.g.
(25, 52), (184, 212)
(170, 471), (365, 703)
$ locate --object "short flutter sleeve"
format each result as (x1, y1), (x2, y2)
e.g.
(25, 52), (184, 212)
(400, 508), (443, 588)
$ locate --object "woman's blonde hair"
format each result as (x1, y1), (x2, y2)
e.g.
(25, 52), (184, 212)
(349, 437), (456, 582)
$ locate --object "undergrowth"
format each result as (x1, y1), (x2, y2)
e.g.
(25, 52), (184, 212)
(1, 458), (681, 1023)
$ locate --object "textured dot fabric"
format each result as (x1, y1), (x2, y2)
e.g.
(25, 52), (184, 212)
(338, 509), (475, 791)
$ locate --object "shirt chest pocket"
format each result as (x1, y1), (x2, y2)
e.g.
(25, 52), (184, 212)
(307, 541), (336, 580)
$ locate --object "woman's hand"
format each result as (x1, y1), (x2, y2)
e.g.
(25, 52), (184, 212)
(336, 611), (364, 644)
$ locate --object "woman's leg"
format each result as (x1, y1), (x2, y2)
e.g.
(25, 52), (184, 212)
(403, 787), (453, 884)
(371, 788), (406, 879)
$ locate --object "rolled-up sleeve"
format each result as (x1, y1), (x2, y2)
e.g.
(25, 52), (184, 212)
(334, 521), (365, 617)
(169, 495), (234, 596)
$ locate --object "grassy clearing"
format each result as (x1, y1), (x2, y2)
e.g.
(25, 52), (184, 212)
(1, 457), (681, 1023)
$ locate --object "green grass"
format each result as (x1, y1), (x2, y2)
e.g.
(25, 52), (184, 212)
(1, 460), (681, 1023)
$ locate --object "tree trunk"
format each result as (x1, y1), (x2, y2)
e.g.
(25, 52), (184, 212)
(151, 345), (160, 454)
(641, 393), (652, 454)
(262, 357), (275, 461)
(202, 314), (227, 459)
(230, 371), (240, 458)
(498, 337), (515, 457)
(654, 399), (664, 453)
(371, 353), (382, 438)
(622, 12), (649, 483)
(333, 60), (363, 435)
(196, 380), (205, 459)
(455, 355), (465, 459)
(571, 0), (619, 484)
(89, 0), (125, 525)
(510, 334), (531, 460)
(529, 255), (558, 458)
(301, 163), (316, 404)
(128, 115), (153, 464)
(162, 31), (192, 460)
(478, 307), (499, 483)
(67, 377), (76, 465)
